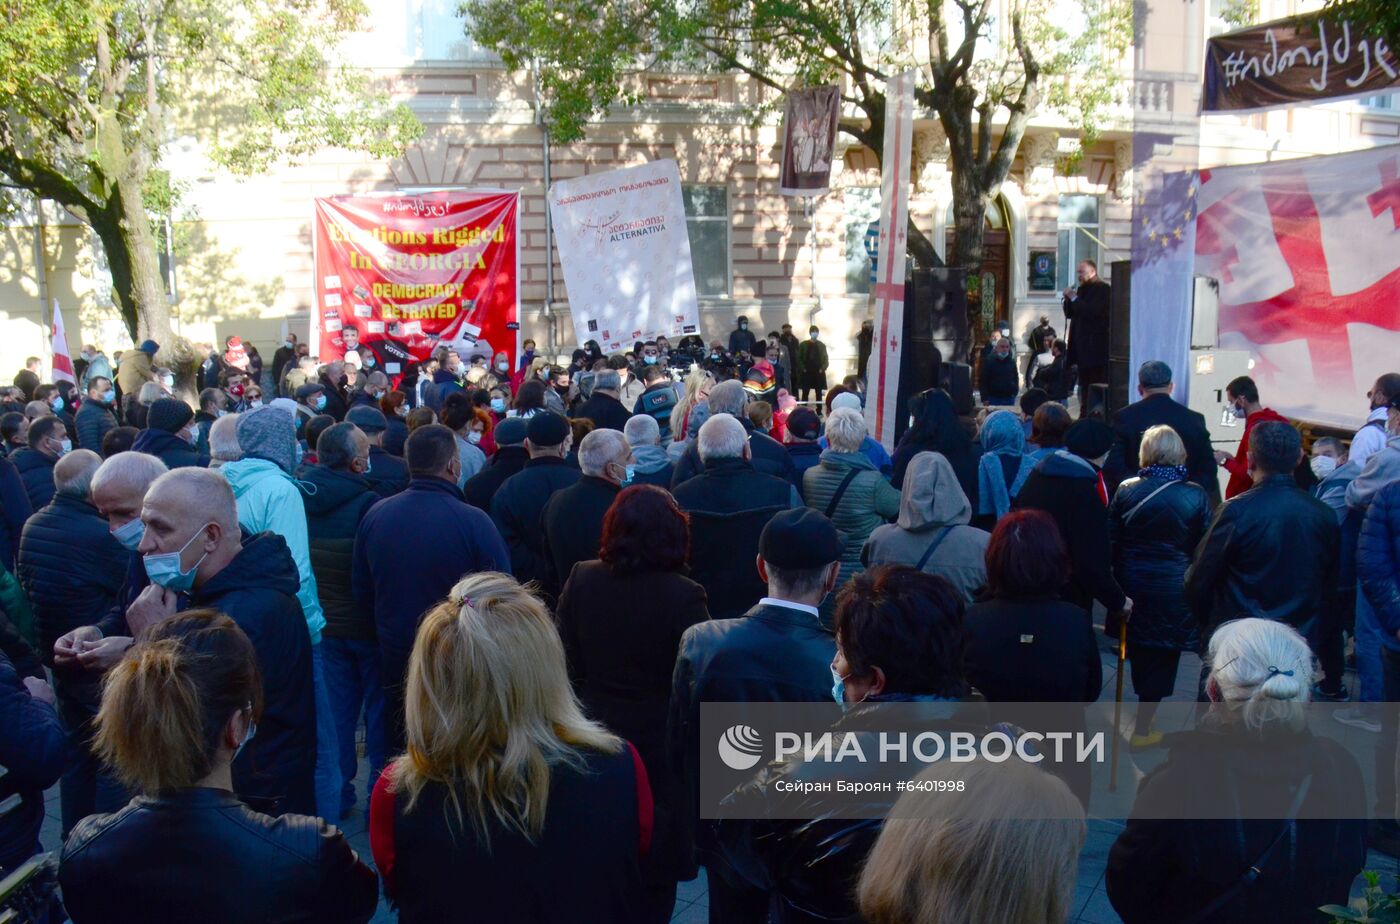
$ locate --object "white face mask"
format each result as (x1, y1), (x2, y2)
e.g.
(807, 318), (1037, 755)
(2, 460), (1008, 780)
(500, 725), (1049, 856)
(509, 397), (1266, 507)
(467, 431), (483, 445)
(1310, 455), (1338, 479)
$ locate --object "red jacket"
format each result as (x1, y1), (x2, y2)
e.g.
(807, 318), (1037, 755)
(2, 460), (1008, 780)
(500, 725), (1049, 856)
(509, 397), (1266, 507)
(1223, 407), (1288, 499)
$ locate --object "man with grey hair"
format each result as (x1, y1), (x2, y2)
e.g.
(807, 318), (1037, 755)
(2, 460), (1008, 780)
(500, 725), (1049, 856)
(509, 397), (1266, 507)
(673, 415), (799, 516)
(574, 367), (631, 432)
(539, 428), (632, 599)
(18, 447), (129, 832)
(671, 379), (796, 489)
(208, 412), (242, 469)
(1105, 359), (1218, 500)
(623, 413), (673, 488)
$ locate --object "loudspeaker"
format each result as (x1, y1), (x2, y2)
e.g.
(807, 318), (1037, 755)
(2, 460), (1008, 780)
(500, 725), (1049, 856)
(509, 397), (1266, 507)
(1107, 260), (1133, 417)
(940, 362), (974, 417)
(891, 268), (967, 442)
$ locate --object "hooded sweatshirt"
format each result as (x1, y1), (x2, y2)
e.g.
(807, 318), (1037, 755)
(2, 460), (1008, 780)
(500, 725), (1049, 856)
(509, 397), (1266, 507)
(862, 451), (990, 604)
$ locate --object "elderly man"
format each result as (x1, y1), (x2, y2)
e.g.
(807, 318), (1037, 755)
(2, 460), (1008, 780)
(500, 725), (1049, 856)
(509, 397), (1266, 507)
(574, 368), (631, 432)
(673, 415), (799, 515)
(131, 397), (207, 470)
(671, 380), (796, 489)
(345, 405), (408, 497)
(539, 429), (632, 599)
(623, 414), (673, 488)
(207, 413), (242, 469)
(18, 449), (128, 833)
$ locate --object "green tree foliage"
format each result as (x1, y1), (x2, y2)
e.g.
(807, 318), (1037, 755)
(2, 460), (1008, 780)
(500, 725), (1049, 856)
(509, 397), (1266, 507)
(468, 0), (1130, 331)
(1326, 0), (1400, 47)
(0, 0), (421, 343)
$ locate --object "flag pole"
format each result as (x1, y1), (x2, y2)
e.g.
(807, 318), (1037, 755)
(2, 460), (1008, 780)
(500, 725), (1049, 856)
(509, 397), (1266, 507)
(1110, 619), (1128, 792)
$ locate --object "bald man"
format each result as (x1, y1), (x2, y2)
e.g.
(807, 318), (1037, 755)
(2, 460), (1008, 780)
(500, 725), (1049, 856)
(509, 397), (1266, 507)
(126, 468), (317, 816)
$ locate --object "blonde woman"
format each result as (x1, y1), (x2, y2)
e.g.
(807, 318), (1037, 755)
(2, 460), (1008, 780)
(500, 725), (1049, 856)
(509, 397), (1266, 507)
(669, 367), (714, 445)
(857, 759), (1085, 924)
(369, 572), (652, 923)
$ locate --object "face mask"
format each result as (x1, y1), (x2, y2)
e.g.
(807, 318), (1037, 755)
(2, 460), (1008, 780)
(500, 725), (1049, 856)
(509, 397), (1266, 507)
(295, 443), (305, 467)
(395, 404), (409, 417)
(496, 361), (509, 373)
(623, 463), (635, 485)
(711, 353), (720, 361)
(250, 399), (263, 409)
(831, 665), (848, 705)
(102, 389), (116, 404)
(490, 397), (506, 413)
(644, 355), (658, 365)
(810, 332), (819, 340)
(1230, 403), (1247, 420)
(739, 322), (748, 331)
(233, 713), (257, 762)
(110, 517), (146, 552)
(182, 428), (198, 446)
(57, 438), (72, 456)
(370, 390), (384, 401)
(362, 455), (373, 475)
(314, 395), (327, 411)
(1311, 455), (1338, 479)
(50, 397), (64, 412)
(555, 384), (569, 396)
(467, 430), (483, 445)
(163, 375), (175, 388)
(284, 340), (294, 349)
(228, 383), (245, 398)
(364, 357), (376, 368)
(455, 363), (468, 376)
(143, 523), (212, 592)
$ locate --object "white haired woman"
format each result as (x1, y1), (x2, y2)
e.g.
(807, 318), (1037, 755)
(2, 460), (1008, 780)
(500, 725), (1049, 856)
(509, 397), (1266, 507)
(1106, 617), (1365, 924)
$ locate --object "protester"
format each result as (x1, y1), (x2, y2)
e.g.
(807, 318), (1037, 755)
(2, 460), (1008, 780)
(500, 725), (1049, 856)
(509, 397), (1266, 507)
(490, 412), (579, 586)
(820, 391), (893, 475)
(369, 572), (649, 923)
(1106, 618), (1366, 923)
(1108, 424), (1211, 745)
(670, 368), (714, 449)
(1107, 361), (1218, 498)
(1028, 400), (1072, 461)
(979, 336), (1020, 406)
(540, 429), (631, 599)
(862, 450), (989, 604)
(1345, 394), (1400, 510)
(271, 333), (299, 392)
(0, 451), (32, 572)
(344, 405), (408, 498)
(114, 339), (158, 398)
(795, 325), (829, 404)
(890, 389), (978, 495)
(463, 417), (529, 512)
(1215, 375), (1289, 499)
(299, 423), (383, 818)
(1, 411), (29, 456)
(76, 376), (118, 452)
(59, 610), (378, 924)
(132, 397), (208, 469)
(441, 392), (487, 487)
(192, 388), (227, 457)
(1351, 372), (1400, 469)
(380, 390), (410, 455)
(672, 380), (796, 488)
(669, 508), (842, 923)
(728, 314), (757, 356)
(623, 413), (674, 488)
(12, 415), (68, 510)
(973, 409), (1033, 529)
(1310, 437), (1359, 518)
(782, 407), (823, 492)
(746, 400), (772, 436)
(555, 485), (708, 920)
(206, 414), (241, 469)
(634, 363), (678, 440)
(573, 368), (631, 432)
(100, 425), (138, 458)
(0, 646), (64, 876)
(353, 424), (509, 752)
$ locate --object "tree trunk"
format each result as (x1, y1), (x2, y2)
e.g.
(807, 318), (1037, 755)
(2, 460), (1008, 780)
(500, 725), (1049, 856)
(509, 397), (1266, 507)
(115, 176), (171, 345)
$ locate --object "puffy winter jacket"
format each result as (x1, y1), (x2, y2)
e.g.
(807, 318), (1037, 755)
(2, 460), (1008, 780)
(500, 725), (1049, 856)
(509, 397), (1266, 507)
(75, 400), (118, 453)
(10, 447), (57, 512)
(671, 418), (797, 489)
(0, 648), (67, 872)
(802, 451), (900, 593)
(0, 456), (33, 573)
(1359, 479), (1400, 651)
(1107, 474), (1211, 651)
(364, 446), (409, 498)
(222, 457), (325, 645)
(299, 465), (378, 642)
(490, 457), (580, 587)
(131, 428), (209, 470)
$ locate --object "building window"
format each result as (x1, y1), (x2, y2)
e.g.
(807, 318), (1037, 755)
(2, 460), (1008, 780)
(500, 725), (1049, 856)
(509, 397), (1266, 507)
(683, 185), (731, 298)
(1363, 93), (1398, 110)
(844, 188), (881, 294)
(1057, 195), (1100, 290)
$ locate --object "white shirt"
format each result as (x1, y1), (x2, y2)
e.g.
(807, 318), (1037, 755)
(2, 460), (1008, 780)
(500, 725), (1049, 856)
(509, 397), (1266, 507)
(1351, 406), (1391, 470)
(758, 597), (822, 621)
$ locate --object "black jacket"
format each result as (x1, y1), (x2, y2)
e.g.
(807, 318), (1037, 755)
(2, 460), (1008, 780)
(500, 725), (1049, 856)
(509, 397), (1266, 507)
(729, 328), (758, 356)
(540, 476), (622, 599)
(1185, 474), (1339, 639)
(558, 561), (708, 875)
(60, 788), (378, 924)
(978, 352), (1020, 401)
(1015, 452), (1127, 613)
(187, 532), (316, 817)
(0, 456), (33, 573)
(672, 419), (797, 489)
(299, 465), (378, 642)
(1359, 479), (1400, 646)
(383, 417), (409, 457)
(0, 648), (66, 872)
(10, 447), (57, 511)
(1108, 476), (1212, 650)
(131, 428), (209, 470)
(575, 392), (631, 432)
(795, 339), (829, 389)
(490, 456), (580, 586)
(364, 445), (409, 498)
(1064, 277), (1111, 367)
(463, 445), (529, 512)
(75, 400), (118, 453)
(18, 493), (127, 669)
(1106, 726), (1365, 924)
(1107, 393), (1220, 500)
(192, 410), (217, 458)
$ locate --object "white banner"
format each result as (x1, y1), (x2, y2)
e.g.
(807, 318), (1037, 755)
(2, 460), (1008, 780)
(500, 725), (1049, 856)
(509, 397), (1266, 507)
(864, 71), (915, 450)
(549, 159), (701, 353)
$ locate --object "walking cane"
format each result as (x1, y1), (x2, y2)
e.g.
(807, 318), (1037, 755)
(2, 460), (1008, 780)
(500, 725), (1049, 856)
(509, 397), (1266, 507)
(1110, 619), (1127, 793)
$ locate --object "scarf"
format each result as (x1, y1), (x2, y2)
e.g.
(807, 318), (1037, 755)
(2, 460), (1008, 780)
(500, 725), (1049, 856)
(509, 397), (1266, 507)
(1139, 464), (1188, 482)
(976, 410), (1034, 521)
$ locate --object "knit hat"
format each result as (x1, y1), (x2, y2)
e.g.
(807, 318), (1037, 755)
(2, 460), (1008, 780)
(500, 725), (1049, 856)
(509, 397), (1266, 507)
(526, 411), (570, 448)
(138, 340), (159, 356)
(346, 405), (387, 434)
(1065, 420), (1114, 460)
(830, 392), (863, 412)
(147, 398), (194, 434)
(786, 407), (821, 441)
(495, 417), (528, 446)
(236, 406), (297, 474)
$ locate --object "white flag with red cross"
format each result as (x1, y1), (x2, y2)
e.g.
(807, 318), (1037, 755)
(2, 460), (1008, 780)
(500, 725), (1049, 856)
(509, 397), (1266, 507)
(50, 299), (76, 384)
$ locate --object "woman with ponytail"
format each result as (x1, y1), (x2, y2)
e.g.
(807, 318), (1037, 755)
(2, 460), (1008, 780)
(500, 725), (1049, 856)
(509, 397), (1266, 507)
(58, 609), (378, 924)
(1106, 618), (1365, 924)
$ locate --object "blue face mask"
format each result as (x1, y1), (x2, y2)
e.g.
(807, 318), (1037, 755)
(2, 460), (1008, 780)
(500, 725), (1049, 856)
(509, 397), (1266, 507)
(490, 397), (506, 413)
(643, 354), (658, 365)
(314, 395), (327, 411)
(143, 523), (212, 592)
(624, 464), (636, 485)
(363, 455), (372, 475)
(50, 397), (64, 412)
(102, 389), (116, 404)
(110, 517), (145, 552)
(233, 711), (257, 762)
(831, 664), (847, 705)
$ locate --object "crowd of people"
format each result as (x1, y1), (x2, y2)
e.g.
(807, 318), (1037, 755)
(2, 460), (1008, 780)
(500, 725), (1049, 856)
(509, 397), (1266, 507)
(0, 314), (1397, 924)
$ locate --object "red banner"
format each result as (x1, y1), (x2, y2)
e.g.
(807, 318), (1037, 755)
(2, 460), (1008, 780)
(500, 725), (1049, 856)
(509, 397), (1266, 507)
(312, 191), (519, 380)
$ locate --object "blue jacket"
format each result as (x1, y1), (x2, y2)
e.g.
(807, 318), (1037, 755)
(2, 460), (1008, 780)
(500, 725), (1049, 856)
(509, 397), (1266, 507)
(10, 447), (57, 512)
(131, 428), (209, 470)
(490, 457), (580, 586)
(423, 370), (462, 413)
(75, 400), (118, 453)
(0, 649), (66, 871)
(0, 456), (33, 573)
(1359, 479), (1400, 652)
(364, 446), (409, 498)
(298, 465), (378, 642)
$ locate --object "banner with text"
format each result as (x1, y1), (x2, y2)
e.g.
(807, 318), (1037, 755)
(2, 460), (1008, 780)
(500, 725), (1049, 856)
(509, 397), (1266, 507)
(312, 191), (519, 379)
(1203, 12), (1400, 113)
(548, 159), (700, 353)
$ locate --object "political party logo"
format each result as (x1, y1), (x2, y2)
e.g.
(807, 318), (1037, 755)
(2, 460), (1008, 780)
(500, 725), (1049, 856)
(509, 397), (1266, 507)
(717, 725), (764, 771)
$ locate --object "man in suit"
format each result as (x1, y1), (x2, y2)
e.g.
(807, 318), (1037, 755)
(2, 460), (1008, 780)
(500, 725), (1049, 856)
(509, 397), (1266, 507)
(1062, 259), (1111, 418)
(1106, 360), (1220, 503)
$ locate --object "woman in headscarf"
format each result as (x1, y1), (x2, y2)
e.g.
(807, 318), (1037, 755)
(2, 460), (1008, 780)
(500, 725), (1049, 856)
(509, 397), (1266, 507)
(890, 389), (979, 504)
(973, 409), (1035, 531)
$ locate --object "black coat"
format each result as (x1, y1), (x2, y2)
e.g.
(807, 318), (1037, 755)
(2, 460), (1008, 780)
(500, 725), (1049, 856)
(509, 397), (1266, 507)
(0, 456), (33, 573)
(187, 532), (316, 817)
(18, 494), (127, 669)
(463, 445), (529, 512)
(671, 419), (797, 489)
(1185, 474), (1339, 640)
(0, 648), (66, 872)
(795, 339), (829, 389)
(1108, 476), (1212, 650)
(75, 400), (118, 453)
(557, 561), (708, 876)
(1107, 393), (1220, 499)
(383, 417), (409, 457)
(1064, 277), (1111, 367)
(364, 445), (409, 498)
(729, 328), (758, 356)
(60, 788), (378, 924)
(574, 392), (631, 432)
(541, 476), (623, 599)
(299, 465), (378, 642)
(1106, 727), (1365, 924)
(1359, 479), (1400, 642)
(490, 456), (580, 587)
(10, 447), (57, 511)
(978, 352), (1020, 401)
(1015, 452), (1127, 613)
(131, 428), (209, 470)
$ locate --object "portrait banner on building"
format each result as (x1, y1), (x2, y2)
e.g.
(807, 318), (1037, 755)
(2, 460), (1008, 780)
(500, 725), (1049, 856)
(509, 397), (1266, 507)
(311, 190), (520, 379)
(1203, 11), (1400, 113)
(864, 70), (915, 451)
(778, 86), (841, 197)
(1192, 144), (1400, 428)
(548, 159), (700, 353)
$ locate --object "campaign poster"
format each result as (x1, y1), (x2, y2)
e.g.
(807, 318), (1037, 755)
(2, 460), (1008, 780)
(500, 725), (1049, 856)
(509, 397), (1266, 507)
(548, 159), (700, 354)
(312, 190), (519, 379)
